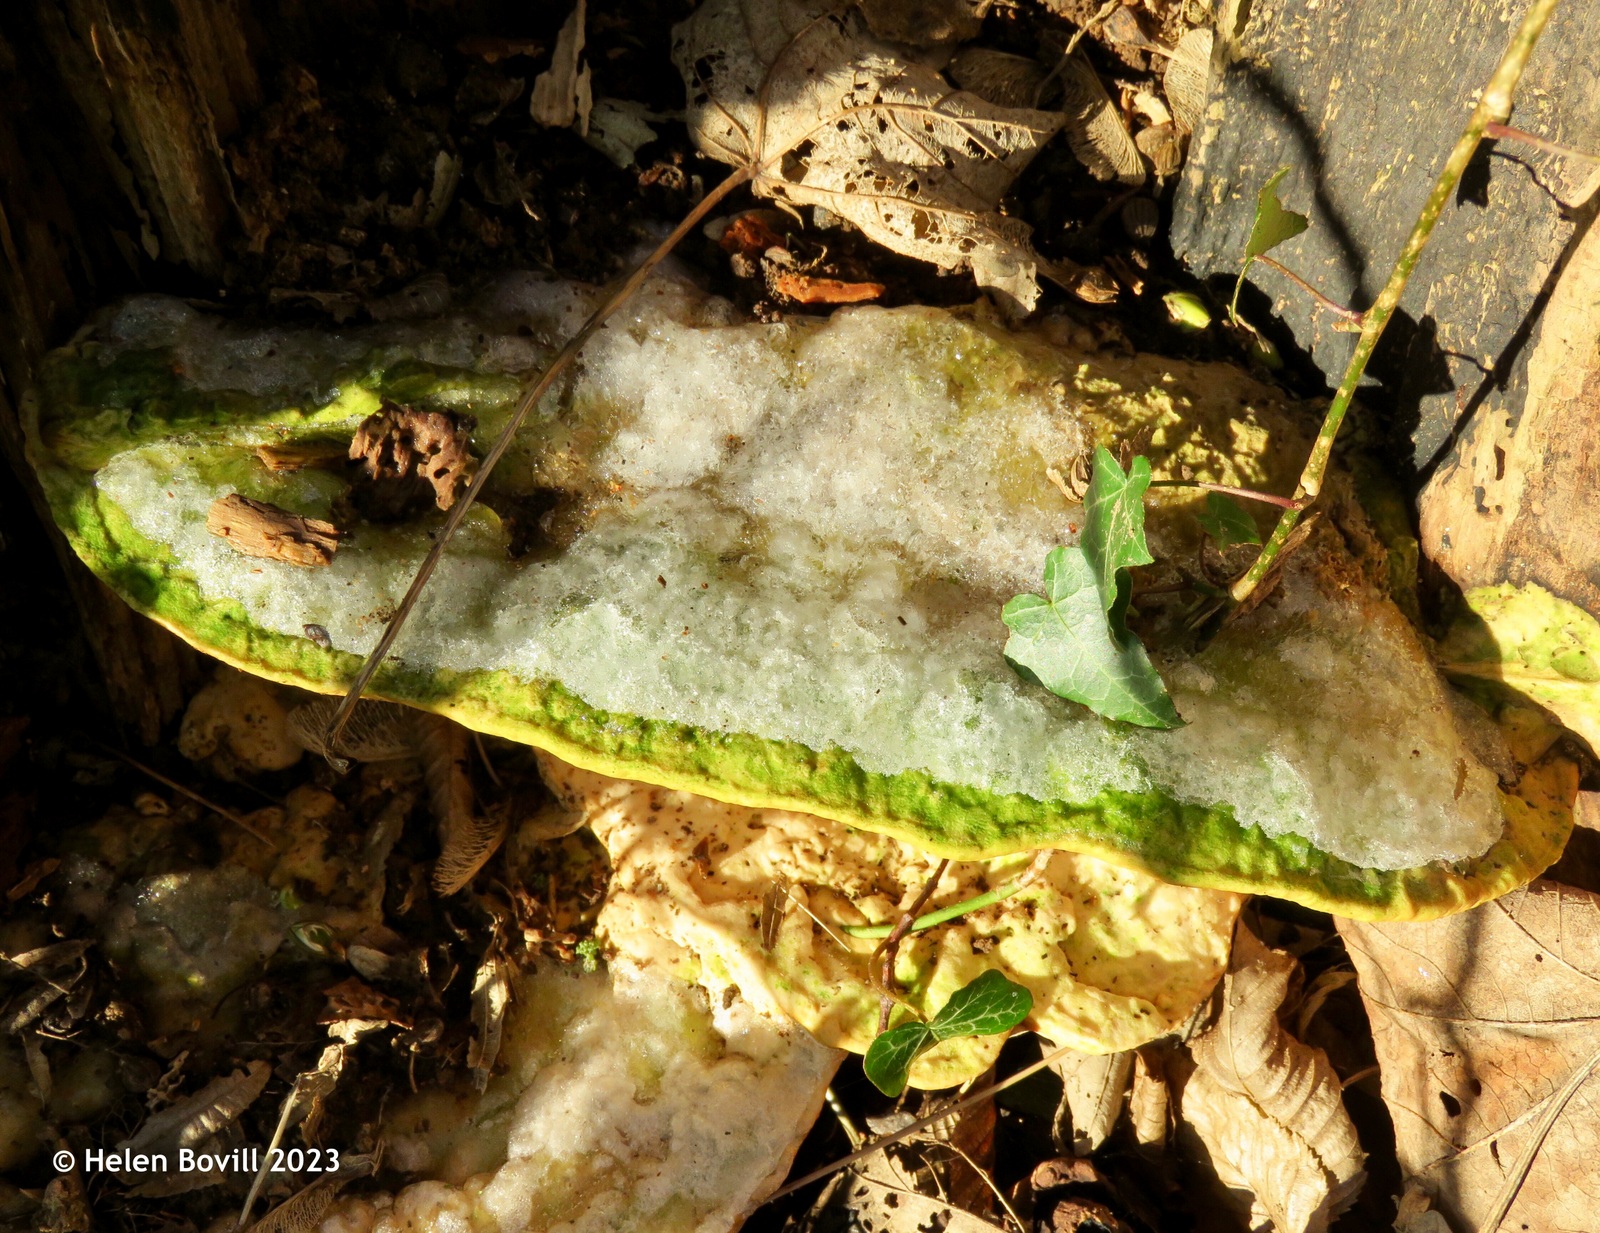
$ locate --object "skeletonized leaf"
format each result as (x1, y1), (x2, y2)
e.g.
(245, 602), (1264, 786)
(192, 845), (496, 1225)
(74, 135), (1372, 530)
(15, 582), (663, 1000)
(1164, 27), (1213, 135)
(287, 697), (419, 762)
(420, 715), (506, 894)
(1179, 928), (1365, 1233)
(673, 0), (1065, 311)
(1049, 1047), (1134, 1157)
(1339, 882), (1600, 1233)
(1057, 52), (1144, 186)
(822, 1173), (1010, 1233)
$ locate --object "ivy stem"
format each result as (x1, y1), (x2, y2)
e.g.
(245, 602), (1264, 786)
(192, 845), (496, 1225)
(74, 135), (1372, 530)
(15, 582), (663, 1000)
(1253, 256), (1365, 327)
(847, 851), (1053, 941)
(1230, 0), (1561, 605)
(319, 166), (753, 758)
(1484, 121), (1598, 162)
(1148, 479), (1304, 510)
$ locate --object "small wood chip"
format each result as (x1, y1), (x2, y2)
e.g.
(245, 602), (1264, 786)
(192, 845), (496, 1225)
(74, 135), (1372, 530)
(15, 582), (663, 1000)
(770, 271), (885, 304)
(255, 441), (349, 472)
(207, 494), (341, 567)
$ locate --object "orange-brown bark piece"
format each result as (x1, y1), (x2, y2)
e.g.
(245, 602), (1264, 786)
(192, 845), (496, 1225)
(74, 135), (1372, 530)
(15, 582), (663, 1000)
(770, 271), (885, 304)
(349, 401), (477, 518)
(206, 494), (341, 566)
(255, 441), (348, 472)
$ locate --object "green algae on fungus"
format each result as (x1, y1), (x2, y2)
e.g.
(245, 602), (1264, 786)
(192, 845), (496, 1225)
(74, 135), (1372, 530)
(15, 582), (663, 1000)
(24, 274), (1575, 920)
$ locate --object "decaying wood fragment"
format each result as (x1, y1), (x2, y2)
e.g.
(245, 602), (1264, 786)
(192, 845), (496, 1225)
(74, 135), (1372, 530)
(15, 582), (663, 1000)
(348, 401), (478, 518)
(255, 441), (349, 472)
(770, 271), (885, 304)
(206, 495), (341, 566)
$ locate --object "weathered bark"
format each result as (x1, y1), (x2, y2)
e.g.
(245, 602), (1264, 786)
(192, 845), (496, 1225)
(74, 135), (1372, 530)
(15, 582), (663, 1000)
(1170, 0), (1600, 471)
(0, 0), (262, 741)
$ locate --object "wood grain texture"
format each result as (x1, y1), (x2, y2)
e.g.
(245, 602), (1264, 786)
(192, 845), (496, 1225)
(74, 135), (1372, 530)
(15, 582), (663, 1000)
(1170, 0), (1600, 469)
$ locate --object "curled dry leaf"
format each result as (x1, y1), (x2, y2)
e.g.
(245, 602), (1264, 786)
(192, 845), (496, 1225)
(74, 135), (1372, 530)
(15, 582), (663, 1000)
(673, 0), (1066, 311)
(419, 714), (507, 895)
(206, 494), (340, 567)
(1338, 881), (1600, 1233)
(529, 0), (592, 132)
(1057, 52), (1144, 187)
(469, 946), (513, 1092)
(1050, 1047), (1134, 1157)
(1179, 927), (1365, 1233)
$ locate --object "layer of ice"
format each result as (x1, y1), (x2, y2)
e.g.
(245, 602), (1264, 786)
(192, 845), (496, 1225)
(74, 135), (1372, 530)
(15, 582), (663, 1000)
(85, 272), (1504, 870)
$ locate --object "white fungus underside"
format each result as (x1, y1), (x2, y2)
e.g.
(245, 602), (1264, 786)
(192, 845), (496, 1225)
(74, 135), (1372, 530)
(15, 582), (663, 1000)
(92, 273), (1502, 870)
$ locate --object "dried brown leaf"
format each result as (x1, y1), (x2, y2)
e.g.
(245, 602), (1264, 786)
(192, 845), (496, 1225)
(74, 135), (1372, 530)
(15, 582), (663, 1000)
(673, 0), (1065, 311)
(120, 1061), (270, 1154)
(815, 1172), (1009, 1233)
(529, 0), (592, 133)
(1129, 1047), (1169, 1150)
(1049, 1047), (1133, 1157)
(419, 715), (506, 894)
(1164, 27), (1213, 135)
(206, 494), (340, 566)
(1179, 927), (1365, 1233)
(1057, 52), (1144, 187)
(1338, 880), (1600, 1233)
(469, 949), (513, 1091)
(287, 697), (419, 762)
(948, 47), (1048, 110)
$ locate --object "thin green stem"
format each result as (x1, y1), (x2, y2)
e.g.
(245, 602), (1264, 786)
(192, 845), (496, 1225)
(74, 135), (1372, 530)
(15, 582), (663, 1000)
(319, 167), (753, 757)
(844, 851), (1051, 939)
(1231, 0), (1561, 604)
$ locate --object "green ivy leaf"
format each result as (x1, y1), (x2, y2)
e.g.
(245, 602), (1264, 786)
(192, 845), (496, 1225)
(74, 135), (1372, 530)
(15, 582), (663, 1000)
(863, 1021), (933, 1097)
(1080, 447), (1154, 639)
(1196, 492), (1262, 548)
(863, 972), (1035, 1096)
(1232, 166), (1309, 322)
(1244, 167), (1310, 262)
(1002, 549), (1181, 728)
(927, 970), (1033, 1041)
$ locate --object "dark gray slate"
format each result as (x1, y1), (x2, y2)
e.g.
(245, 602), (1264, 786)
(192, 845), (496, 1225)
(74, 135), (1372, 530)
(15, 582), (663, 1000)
(1170, 0), (1600, 472)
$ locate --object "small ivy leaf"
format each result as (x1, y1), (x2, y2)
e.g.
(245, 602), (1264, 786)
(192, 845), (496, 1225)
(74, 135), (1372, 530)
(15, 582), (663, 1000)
(1232, 166), (1309, 322)
(1002, 547), (1183, 728)
(864, 1021), (934, 1097)
(1081, 446), (1154, 638)
(1197, 492), (1262, 548)
(1244, 167), (1310, 262)
(928, 970), (1033, 1042)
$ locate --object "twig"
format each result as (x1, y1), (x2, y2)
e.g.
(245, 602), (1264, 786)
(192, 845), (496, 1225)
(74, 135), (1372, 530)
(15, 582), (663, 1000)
(762, 1040), (1085, 1205)
(319, 167), (753, 757)
(1147, 479), (1304, 510)
(874, 859), (950, 1032)
(1253, 256), (1364, 326)
(1032, 0), (1123, 108)
(844, 851), (1053, 940)
(1474, 1044), (1600, 1233)
(101, 746), (275, 846)
(1231, 0), (1562, 605)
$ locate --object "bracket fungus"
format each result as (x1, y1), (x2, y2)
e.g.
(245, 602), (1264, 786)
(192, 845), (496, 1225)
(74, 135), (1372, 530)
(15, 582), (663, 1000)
(24, 270), (1575, 935)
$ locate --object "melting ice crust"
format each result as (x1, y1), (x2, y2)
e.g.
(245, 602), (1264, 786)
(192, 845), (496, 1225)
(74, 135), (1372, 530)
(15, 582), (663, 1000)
(92, 273), (1503, 871)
